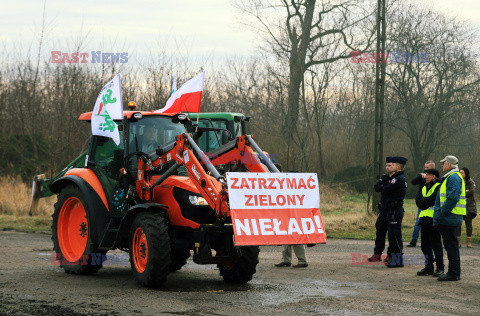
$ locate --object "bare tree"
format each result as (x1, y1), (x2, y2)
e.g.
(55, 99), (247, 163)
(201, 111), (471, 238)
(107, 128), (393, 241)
(235, 0), (374, 169)
(386, 3), (480, 170)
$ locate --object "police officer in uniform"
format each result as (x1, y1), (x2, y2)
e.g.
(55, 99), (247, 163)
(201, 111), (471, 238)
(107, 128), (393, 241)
(369, 156), (408, 267)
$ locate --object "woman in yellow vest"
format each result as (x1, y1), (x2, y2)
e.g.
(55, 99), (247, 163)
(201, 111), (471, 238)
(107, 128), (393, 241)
(433, 155), (466, 281)
(415, 169), (444, 276)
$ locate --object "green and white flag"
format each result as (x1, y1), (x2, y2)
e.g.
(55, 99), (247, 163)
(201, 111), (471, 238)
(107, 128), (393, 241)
(92, 74), (123, 145)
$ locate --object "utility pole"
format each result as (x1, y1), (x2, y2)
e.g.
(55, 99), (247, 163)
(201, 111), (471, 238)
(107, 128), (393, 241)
(373, 0), (386, 213)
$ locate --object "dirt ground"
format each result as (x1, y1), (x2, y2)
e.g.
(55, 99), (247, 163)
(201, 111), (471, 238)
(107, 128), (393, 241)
(1, 230), (479, 315)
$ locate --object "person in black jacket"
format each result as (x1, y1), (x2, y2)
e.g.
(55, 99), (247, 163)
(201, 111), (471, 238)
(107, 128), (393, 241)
(415, 169), (444, 276)
(369, 156), (408, 268)
(407, 160), (436, 247)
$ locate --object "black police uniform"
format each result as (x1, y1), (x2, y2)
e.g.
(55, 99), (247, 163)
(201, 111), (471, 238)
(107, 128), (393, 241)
(372, 157), (407, 267)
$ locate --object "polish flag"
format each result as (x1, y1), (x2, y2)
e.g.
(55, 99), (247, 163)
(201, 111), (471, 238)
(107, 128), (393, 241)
(157, 72), (204, 113)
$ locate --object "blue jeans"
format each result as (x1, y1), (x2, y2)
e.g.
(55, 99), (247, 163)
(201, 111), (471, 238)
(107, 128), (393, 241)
(412, 209), (421, 241)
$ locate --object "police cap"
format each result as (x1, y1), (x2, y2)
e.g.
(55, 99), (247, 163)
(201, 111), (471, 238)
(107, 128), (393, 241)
(386, 156), (408, 165)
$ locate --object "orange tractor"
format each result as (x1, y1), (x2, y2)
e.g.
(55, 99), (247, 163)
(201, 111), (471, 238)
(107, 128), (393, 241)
(50, 108), (279, 287)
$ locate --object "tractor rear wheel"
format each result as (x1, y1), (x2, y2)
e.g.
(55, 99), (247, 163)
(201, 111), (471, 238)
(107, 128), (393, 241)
(218, 246), (260, 284)
(52, 185), (103, 274)
(129, 212), (171, 287)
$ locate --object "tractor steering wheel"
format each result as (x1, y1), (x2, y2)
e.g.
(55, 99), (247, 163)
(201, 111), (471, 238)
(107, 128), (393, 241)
(124, 151), (156, 182)
(125, 151), (153, 166)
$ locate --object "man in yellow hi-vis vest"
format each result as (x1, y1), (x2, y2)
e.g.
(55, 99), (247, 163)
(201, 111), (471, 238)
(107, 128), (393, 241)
(434, 155), (466, 281)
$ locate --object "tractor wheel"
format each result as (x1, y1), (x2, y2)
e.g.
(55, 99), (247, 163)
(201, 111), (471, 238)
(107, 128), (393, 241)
(129, 212), (171, 287)
(218, 246), (260, 284)
(169, 248), (191, 271)
(52, 185), (103, 275)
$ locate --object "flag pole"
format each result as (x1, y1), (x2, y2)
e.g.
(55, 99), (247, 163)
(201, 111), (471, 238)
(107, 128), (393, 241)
(196, 113), (200, 133)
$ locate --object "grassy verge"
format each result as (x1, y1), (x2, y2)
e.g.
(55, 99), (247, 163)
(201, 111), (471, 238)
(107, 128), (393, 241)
(322, 188), (480, 244)
(323, 191), (420, 240)
(1, 176), (479, 243)
(0, 215), (51, 232)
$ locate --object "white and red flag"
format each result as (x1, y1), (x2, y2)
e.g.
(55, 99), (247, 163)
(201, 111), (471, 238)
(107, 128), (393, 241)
(91, 74), (123, 145)
(157, 72), (204, 113)
(226, 172), (326, 246)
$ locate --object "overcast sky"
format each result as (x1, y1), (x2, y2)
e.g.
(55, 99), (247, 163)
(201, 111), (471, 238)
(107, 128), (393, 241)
(1, 0), (480, 64)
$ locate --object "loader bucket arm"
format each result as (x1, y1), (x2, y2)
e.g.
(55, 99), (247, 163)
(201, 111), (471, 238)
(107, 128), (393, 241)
(134, 133), (277, 218)
(135, 133), (229, 218)
(208, 135), (279, 173)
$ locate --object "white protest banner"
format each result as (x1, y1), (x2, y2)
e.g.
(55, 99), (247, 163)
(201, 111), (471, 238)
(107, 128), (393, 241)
(226, 172), (326, 246)
(91, 74), (123, 145)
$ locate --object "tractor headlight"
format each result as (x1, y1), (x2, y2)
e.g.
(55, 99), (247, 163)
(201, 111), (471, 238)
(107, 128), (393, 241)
(188, 195), (208, 206)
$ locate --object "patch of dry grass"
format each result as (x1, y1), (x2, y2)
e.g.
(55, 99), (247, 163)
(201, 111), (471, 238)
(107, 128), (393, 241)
(0, 176), (56, 217)
(319, 184), (376, 239)
(0, 176), (55, 231)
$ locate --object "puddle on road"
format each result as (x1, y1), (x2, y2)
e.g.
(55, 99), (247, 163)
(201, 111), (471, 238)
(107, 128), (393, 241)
(250, 278), (371, 306)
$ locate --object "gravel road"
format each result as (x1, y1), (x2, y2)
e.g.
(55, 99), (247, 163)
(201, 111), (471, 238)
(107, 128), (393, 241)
(1, 230), (479, 315)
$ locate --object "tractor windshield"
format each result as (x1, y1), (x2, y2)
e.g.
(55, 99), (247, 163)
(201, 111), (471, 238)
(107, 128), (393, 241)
(128, 116), (187, 155)
(196, 118), (245, 152)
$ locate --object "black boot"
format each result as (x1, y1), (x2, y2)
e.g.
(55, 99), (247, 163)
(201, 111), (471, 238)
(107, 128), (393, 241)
(438, 274), (461, 281)
(417, 266), (434, 276)
(406, 240), (417, 247)
(386, 255), (404, 268)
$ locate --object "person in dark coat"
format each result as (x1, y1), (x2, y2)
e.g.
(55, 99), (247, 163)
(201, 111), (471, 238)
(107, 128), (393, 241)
(415, 169), (444, 276)
(457, 167), (477, 248)
(369, 156), (408, 268)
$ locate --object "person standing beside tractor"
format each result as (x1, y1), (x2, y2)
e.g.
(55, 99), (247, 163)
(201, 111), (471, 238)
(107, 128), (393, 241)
(457, 167), (477, 248)
(414, 168), (444, 277)
(434, 155), (465, 281)
(369, 156), (408, 268)
(274, 167), (309, 268)
(407, 160), (436, 248)
(275, 245), (308, 268)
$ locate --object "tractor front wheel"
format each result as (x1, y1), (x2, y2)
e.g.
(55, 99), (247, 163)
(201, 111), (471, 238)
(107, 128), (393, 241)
(218, 246), (260, 284)
(129, 212), (171, 287)
(52, 185), (103, 274)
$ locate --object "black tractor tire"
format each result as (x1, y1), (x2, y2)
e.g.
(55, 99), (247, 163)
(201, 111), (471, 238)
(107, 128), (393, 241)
(218, 246), (260, 284)
(129, 212), (171, 287)
(52, 184), (103, 275)
(169, 248), (191, 271)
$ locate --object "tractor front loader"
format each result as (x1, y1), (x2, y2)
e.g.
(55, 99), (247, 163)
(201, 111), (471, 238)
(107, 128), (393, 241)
(49, 109), (279, 287)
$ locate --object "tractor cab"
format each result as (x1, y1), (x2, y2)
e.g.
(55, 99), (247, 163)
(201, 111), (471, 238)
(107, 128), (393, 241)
(78, 111), (191, 214)
(186, 112), (249, 152)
